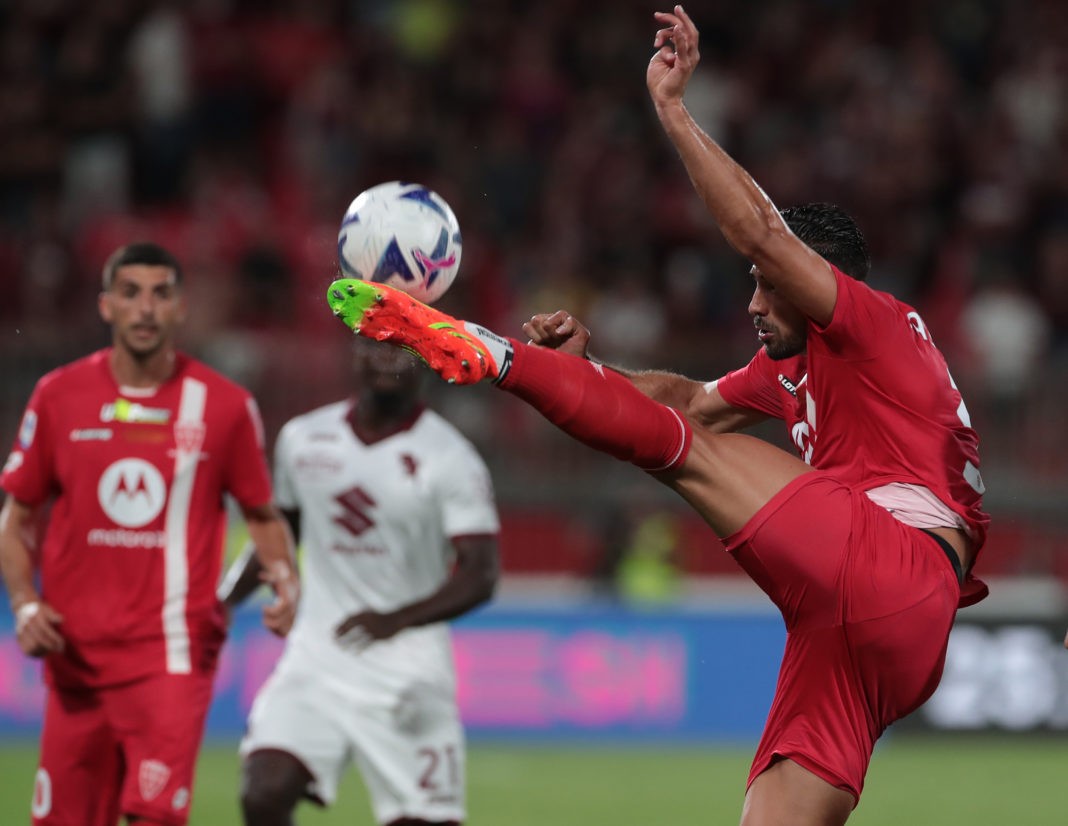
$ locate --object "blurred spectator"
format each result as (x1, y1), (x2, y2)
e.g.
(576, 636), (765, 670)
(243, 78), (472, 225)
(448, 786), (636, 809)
(128, 1), (193, 203)
(960, 263), (1051, 401)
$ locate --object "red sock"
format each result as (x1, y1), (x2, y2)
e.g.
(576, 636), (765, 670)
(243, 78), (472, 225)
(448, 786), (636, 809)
(498, 341), (692, 472)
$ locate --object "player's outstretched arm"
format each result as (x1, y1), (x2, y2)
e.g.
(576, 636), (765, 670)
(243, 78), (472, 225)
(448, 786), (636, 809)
(647, 6), (837, 325)
(336, 535), (498, 651)
(523, 310), (767, 432)
(0, 497), (65, 656)
(242, 503), (300, 636)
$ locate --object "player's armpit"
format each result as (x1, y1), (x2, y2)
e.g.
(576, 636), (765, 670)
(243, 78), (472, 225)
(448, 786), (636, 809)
(689, 381), (768, 433)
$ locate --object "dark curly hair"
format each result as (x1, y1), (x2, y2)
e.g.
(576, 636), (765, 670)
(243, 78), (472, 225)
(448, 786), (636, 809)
(780, 203), (870, 282)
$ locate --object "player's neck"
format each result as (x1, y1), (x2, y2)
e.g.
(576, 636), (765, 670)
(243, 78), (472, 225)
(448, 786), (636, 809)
(108, 345), (178, 391)
(349, 395), (423, 443)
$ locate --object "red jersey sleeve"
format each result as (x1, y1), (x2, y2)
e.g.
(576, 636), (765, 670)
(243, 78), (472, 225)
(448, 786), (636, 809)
(221, 394), (273, 509)
(1, 379), (56, 506)
(716, 350), (789, 419)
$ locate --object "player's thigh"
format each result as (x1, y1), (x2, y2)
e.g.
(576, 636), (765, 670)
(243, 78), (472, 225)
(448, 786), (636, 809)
(664, 430), (817, 538)
(241, 662), (351, 806)
(743, 759), (853, 826)
(107, 671), (215, 825)
(34, 687), (122, 826)
(349, 683), (466, 825)
(241, 748), (315, 811)
(846, 516), (960, 723)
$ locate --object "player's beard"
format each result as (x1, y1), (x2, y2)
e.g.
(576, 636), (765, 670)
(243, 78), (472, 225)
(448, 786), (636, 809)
(761, 326), (806, 360)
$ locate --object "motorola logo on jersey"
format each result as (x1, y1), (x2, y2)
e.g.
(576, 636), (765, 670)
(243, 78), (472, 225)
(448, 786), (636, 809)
(97, 458), (167, 528)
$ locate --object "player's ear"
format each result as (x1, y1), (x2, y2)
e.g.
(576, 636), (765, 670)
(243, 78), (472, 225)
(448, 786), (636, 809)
(175, 292), (189, 324)
(98, 290), (113, 324)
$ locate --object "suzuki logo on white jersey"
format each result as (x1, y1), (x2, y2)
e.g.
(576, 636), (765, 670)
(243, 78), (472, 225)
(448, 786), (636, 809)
(98, 458), (166, 527)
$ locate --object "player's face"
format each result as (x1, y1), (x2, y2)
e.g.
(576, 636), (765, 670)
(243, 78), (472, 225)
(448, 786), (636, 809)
(748, 267), (807, 360)
(98, 264), (186, 358)
(353, 339), (422, 397)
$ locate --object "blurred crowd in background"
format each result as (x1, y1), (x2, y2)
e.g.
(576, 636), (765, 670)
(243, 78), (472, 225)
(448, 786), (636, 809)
(1, 0), (1066, 592)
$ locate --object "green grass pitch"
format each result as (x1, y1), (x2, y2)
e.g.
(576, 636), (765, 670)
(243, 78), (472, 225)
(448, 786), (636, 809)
(0, 737), (1062, 824)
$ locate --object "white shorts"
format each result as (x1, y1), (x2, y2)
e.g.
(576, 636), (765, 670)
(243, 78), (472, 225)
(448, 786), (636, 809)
(240, 647), (466, 824)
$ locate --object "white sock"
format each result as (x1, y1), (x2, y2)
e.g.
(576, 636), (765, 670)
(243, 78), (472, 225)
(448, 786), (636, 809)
(463, 322), (513, 383)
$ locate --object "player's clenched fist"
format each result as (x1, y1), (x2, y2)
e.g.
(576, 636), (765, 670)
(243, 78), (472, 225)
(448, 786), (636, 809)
(261, 560), (300, 637)
(523, 310), (591, 359)
(14, 599), (65, 657)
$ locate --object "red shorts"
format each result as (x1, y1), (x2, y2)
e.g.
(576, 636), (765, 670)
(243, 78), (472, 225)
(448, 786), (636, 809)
(724, 472), (961, 803)
(33, 671), (215, 826)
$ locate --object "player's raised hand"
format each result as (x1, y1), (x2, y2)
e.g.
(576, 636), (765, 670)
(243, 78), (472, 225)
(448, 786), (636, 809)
(14, 600), (64, 657)
(335, 610), (404, 653)
(522, 311), (591, 359)
(260, 560), (299, 637)
(647, 5), (700, 108)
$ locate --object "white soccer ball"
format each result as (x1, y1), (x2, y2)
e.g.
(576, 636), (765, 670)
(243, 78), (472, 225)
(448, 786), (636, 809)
(337, 181), (462, 304)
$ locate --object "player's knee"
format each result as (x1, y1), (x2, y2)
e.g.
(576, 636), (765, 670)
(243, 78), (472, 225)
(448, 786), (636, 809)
(240, 755), (306, 823)
(240, 777), (298, 822)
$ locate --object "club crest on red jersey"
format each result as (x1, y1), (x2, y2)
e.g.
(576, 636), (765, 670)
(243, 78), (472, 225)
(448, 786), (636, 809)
(138, 759), (171, 801)
(174, 421), (206, 454)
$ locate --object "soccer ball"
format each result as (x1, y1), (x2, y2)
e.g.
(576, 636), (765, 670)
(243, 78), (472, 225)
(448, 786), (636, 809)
(337, 181), (462, 304)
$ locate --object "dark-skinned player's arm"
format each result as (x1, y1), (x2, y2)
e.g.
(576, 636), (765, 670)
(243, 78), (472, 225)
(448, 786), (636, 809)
(522, 310), (768, 434)
(222, 504), (300, 637)
(648, 6), (837, 326)
(218, 507), (300, 612)
(335, 535), (499, 652)
(0, 496), (65, 657)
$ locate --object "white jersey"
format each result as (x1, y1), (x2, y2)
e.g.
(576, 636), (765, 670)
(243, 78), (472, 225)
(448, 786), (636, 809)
(273, 399), (499, 695)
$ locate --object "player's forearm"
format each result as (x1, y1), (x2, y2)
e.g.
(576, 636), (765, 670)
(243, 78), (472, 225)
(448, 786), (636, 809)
(245, 516), (298, 588)
(216, 542), (266, 609)
(0, 542), (38, 609)
(391, 578), (495, 630)
(391, 548), (498, 630)
(0, 501), (40, 609)
(655, 99), (784, 262)
(613, 366), (706, 411)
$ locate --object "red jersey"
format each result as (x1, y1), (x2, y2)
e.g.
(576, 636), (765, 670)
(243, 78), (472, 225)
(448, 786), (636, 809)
(717, 266), (989, 598)
(1, 349), (273, 688)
